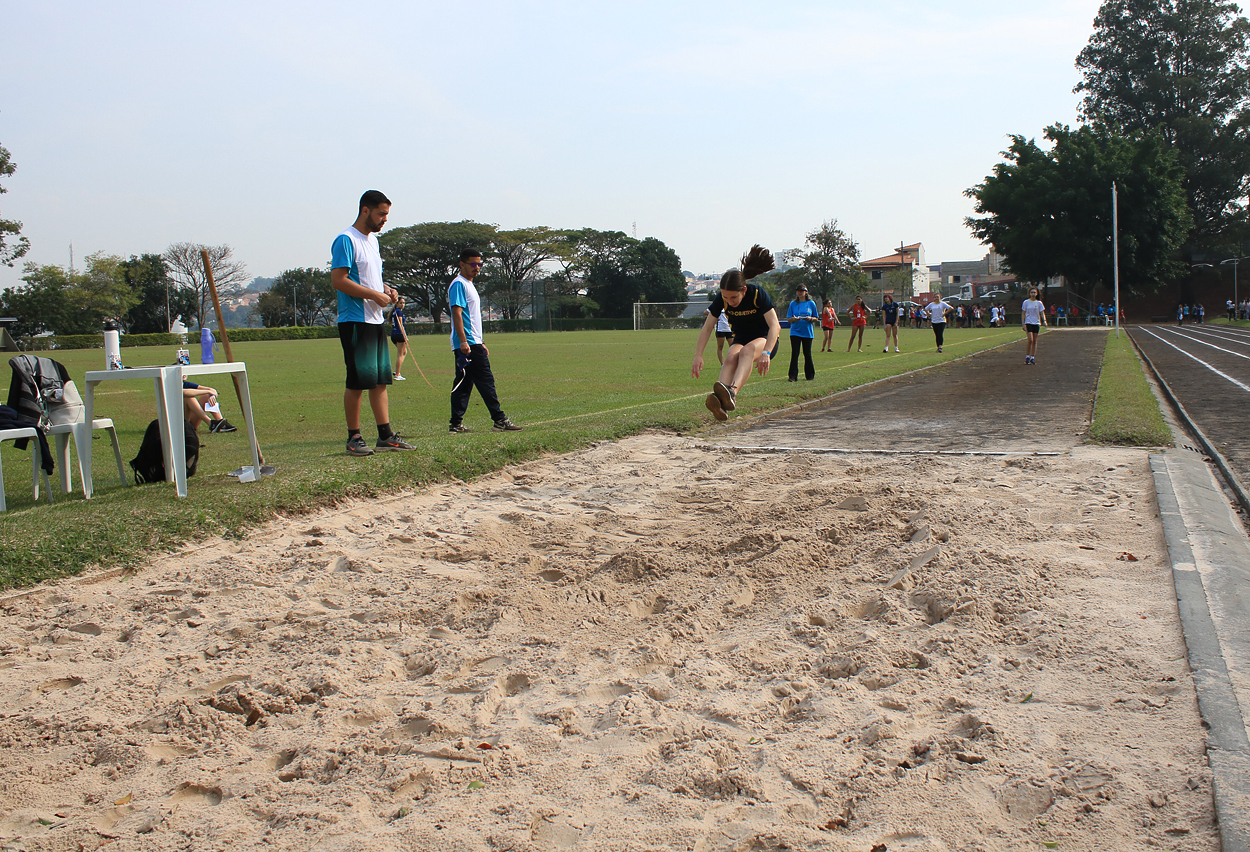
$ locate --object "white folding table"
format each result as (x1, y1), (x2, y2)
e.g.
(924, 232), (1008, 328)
(82, 362), (262, 498)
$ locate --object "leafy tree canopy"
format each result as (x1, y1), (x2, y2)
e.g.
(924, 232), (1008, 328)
(0, 143), (30, 267)
(966, 124), (1192, 295)
(793, 220), (866, 302)
(1075, 0), (1250, 248)
(121, 253), (197, 334)
(0, 253), (138, 337)
(163, 243), (249, 329)
(379, 221), (499, 323)
(272, 267), (335, 326)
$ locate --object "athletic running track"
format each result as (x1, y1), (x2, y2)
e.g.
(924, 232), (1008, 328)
(1130, 323), (1250, 500)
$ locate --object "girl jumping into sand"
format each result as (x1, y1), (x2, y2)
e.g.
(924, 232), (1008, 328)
(692, 246), (781, 421)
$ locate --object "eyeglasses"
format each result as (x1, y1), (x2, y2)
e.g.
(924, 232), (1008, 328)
(467, 262), (483, 269)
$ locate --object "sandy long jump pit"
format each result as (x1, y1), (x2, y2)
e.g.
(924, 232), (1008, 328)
(0, 435), (1218, 851)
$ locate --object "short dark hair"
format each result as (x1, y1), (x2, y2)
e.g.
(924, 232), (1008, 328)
(459, 248), (483, 262)
(359, 190), (391, 212)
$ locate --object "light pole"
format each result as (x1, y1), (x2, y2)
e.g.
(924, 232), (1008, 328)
(1221, 257), (1245, 319)
(291, 283), (298, 327)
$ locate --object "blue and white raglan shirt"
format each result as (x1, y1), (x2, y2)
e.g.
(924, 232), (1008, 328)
(447, 274), (483, 349)
(331, 226), (385, 325)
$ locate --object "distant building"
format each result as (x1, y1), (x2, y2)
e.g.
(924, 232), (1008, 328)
(861, 242), (929, 298)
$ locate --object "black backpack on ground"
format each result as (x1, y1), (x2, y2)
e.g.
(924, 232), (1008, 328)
(130, 419), (200, 485)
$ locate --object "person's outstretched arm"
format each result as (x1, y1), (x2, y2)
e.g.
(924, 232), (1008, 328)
(692, 313), (717, 378)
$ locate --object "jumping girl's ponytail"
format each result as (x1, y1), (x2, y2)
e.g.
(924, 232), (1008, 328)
(720, 245), (775, 291)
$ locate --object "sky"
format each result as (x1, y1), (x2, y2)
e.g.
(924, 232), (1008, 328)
(0, 0), (1105, 292)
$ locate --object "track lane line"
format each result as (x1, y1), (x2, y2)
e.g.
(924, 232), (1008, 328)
(1154, 327), (1250, 362)
(1137, 327), (1250, 393)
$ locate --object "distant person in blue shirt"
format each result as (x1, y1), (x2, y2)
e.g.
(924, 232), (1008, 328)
(880, 293), (900, 353)
(390, 296), (410, 381)
(330, 190), (415, 456)
(785, 284), (818, 381)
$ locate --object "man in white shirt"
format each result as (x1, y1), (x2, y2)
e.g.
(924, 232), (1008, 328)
(448, 248), (522, 433)
(330, 190), (415, 456)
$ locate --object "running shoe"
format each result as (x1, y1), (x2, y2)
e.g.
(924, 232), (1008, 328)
(209, 419), (238, 433)
(492, 418), (523, 432)
(937, 346), (943, 353)
(713, 381), (736, 412)
(449, 423), (470, 433)
(347, 435), (374, 456)
(394, 374), (407, 381)
(705, 393), (728, 421)
(376, 434), (417, 451)
(895, 347), (900, 352)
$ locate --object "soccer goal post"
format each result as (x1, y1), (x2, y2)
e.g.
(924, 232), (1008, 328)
(632, 301), (713, 330)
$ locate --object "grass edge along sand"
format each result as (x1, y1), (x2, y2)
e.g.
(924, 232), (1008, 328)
(1089, 330), (1172, 447)
(0, 327), (1019, 589)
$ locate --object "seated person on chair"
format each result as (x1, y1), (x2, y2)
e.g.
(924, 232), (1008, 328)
(183, 382), (237, 433)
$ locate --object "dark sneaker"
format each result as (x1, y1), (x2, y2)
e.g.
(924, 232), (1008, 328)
(449, 423), (470, 433)
(705, 393), (728, 421)
(209, 419), (238, 433)
(492, 418), (523, 432)
(713, 381), (736, 412)
(347, 434), (374, 456)
(376, 434), (416, 451)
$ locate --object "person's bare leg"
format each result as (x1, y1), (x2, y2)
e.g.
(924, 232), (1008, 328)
(184, 397), (210, 431)
(344, 388), (364, 431)
(368, 386), (389, 426)
(727, 339), (765, 393)
(716, 338), (725, 365)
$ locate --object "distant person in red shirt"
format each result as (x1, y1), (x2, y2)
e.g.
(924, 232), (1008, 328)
(820, 299), (839, 352)
(846, 296), (869, 352)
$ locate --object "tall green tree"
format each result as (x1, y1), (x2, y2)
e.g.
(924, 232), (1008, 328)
(795, 220), (866, 302)
(272, 267), (335, 326)
(565, 229), (686, 318)
(965, 124), (1192, 295)
(481, 226), (568, 320)
(0, 143), (30, 267)
(121, 253), (197, 333)
(1074, 0), (1250, 249)
(253, 290), (294, 328)
(0, 253), (138, 337)
(379, 221), (498, 322)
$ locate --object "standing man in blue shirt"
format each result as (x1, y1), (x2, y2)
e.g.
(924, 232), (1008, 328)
(331, 190), (415, 456)
(448, 248), (522, 433)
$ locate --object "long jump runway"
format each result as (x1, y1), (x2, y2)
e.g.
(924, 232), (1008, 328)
(711, 328), (1105, 453)
(1130, 323), (1250, 498)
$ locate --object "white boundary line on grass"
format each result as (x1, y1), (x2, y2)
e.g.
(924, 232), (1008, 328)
(523, 331), (1018, 429)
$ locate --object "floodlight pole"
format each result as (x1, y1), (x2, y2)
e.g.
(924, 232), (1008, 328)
(1112, 182), (1121, 338)
(1221, 257), (1242, 315)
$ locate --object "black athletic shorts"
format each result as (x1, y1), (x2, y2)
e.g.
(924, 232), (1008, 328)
(1025, 323), (1040, 335)
(715, 331), (733, 339)
(339, 321), (392, 391)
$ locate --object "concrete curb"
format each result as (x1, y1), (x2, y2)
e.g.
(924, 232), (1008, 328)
(1151, 451), (1250, 851)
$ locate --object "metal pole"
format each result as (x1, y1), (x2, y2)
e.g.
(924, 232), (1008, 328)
(1112, 182), (1120, 338)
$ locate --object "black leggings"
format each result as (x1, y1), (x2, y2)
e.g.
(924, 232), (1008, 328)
(789, 336), (814, 380)
(932, 322), (946, 347)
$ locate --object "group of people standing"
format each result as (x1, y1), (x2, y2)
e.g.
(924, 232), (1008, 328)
(330, 191), (522, 457)
(1227, 299), (1250, 321)
(1176, 303), (1207, 324)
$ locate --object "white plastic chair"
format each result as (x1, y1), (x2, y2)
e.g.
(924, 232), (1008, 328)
(0, 427), (52, 512)
(46, 380), (127, 496)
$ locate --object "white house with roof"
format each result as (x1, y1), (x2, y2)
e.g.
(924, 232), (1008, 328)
(860, 242), (929, 299)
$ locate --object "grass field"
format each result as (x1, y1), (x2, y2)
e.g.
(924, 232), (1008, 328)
(2, 324), (1025, 588)
(1089, 331), (1172, 446)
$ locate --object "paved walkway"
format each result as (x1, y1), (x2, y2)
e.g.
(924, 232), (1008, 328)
(713, 329), (1103, 452)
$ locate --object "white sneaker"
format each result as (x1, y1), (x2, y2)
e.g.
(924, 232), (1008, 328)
(894, 347), (900, 352)
(883, 347), (889, 353)
(394, 374), (407, 381)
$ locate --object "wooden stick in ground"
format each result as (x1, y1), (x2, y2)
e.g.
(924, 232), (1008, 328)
(201, 248), (266, 464)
